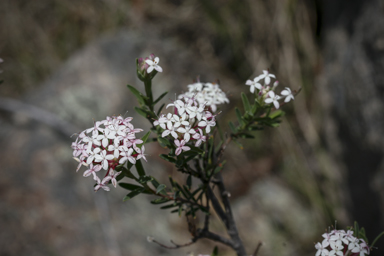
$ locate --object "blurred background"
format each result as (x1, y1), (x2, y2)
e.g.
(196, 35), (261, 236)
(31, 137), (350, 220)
(1, 0), (384, 255)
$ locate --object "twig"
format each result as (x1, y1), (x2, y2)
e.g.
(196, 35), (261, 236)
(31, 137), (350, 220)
(150, 238), (196, 249)
(0, 96), (79, 137)
(251, 242), (262, 256)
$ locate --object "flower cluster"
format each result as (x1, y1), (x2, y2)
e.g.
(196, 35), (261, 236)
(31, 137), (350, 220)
(315, 229), (370, 256)
(71, 115), (146, 191)
(153, 95), (216, 155)
(178, 81), (229, 112)
(246, 70), (294, 109)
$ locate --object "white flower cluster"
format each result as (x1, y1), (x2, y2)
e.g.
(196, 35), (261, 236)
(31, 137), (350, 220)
(246, 70), (294, 109)
(71, 115), (146, 191)
(154, 96), (216, 155)
(315, 229), (370, 256)
(178, 82), (229, 112)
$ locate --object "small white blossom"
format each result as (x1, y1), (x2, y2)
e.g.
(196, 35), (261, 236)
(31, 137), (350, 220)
(281, 87), (294, 102)
(245, 77), (262, 93)
(264, 91), (281, 109)
(145, 57), (163, 73)
(175, 139), (190, 155)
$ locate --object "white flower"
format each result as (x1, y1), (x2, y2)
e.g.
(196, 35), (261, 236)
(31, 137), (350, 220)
(83, 163), (102, 178)
(329, 240), (344, 256)
(94, 176), (111, 192)
(177, 125), (196, 142)
(264, 91), (281, 109)
(95, 150), (114, 170)
(315, 240), (330, 256)
(348, 237), (361, 253)
(245, 77), (262, 93)
(281, 87), (294, 102)
(193, 129), (206, 147)
(258, 70), (276, 85)
(145, 57), (163, 73)
(175, 139), (190, 155)
(109, 169), (122, 188)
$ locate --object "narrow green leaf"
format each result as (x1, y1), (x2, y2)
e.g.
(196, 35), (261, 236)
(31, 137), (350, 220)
(119, 166), (136, 179)
(119, 182), (143, 191)
(123, 187), (145, 201)
(233, 139), (244, 150)
(127, 85), (147, 105)
(371, 231), (384, 248)
(229, 121), (237, 133)
(213, 160), (227, 174)
(239, 132), (255, 139)
(354, 221), (359, 238)
(151, 197), (169, 204)
(211, 246), (219, 256)
(235, 107), (245, 126)
(160, 154), (176, 163)
(156, 184), (167, 194)
(160, 203), (178, 209)
(178, 205), (183, 216)
(157, 103), (165, 116)
(138, 175), (153, 184)
(153, 91), (168, 104)
(158, 136), (171, 148)
(135, 159), (146, 176)
(134, 107), (151, 118)
(269, 109), (284, 119)
(241, 92), (251, 112)
(186, 175), (192, 189)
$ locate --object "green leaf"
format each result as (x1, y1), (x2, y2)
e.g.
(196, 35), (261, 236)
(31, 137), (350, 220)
(156, 184), (167, 194)
(134, 107), (152, 118)
(239, 132), (255, 139)
(160, 203), (178, 209)
(213, 160), (226, 174)
(269, 109), (284, 119)
(158, 136), (171, 148)
(123, 187), (145, 201)
(178, 205), (183, 216)
(248, 125), (264, 131)
(153, 91), (168, 104)
(211, 246), (219, 256)
(233, 139), (243, 150)
(119, 182), (143, 191)
(186, 175), (192, 189)
(127, 85), (147, 105)
(118, 166), (136, 179)
(371, 231), (384, 248)
(157, 103), (165, 116)
(354, 221), (360, 238)
(229, 121), (237, 133)
(141, 131), (151, 144)
(151, 197), (170, 204)
(235, 107), (245, 126)
(135, 159), (146, 177)
(160, 154), (176, 163)
(241, 92), (251, 112)
(138, 175), (153, 184)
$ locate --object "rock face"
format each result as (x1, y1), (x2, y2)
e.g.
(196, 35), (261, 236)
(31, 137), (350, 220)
(319, 0), (384, 250)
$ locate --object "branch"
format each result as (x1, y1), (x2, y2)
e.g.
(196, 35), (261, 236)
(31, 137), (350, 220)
(251, 242), (263, 256)
(149, 237), (196, 249)
(0, 96), (79, 137)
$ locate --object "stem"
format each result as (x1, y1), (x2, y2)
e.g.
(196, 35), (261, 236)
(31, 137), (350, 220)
(214, 171), (247, 256)
(144, 79), (154, 112)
